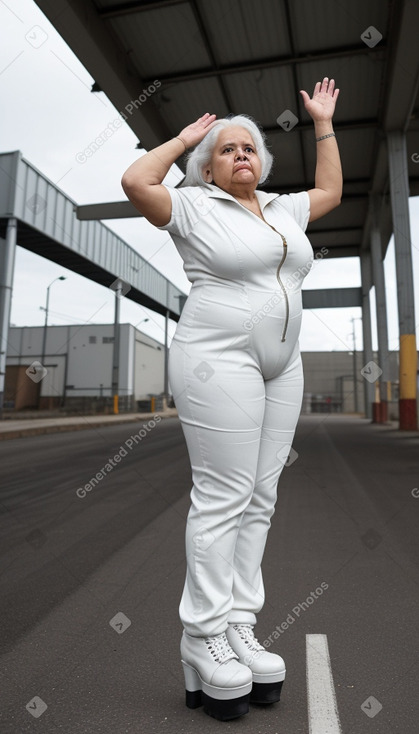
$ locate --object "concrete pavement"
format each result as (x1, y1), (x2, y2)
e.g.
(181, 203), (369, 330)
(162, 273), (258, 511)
(1, 414), (418, 733)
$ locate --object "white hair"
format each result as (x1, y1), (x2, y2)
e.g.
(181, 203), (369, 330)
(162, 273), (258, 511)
(179, 114), (274, 187)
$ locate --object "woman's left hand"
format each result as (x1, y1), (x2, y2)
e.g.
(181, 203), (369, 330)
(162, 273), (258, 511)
(299, 77), (339, 122)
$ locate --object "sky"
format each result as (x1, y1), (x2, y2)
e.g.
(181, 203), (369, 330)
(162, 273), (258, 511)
(1, 0), (418, 354)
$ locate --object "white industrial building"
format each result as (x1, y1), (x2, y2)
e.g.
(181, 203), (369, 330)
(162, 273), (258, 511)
(5, 323), (165, 412)
(5, 321), (409, 419)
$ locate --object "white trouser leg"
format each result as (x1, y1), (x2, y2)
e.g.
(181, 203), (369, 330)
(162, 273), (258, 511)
(227, 350), (304, 624)
(169, 338), (266, 637)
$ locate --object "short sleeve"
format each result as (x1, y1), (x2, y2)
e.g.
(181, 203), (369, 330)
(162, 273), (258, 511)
(276, 191), (311, 232)
(155, 185), (205, 238)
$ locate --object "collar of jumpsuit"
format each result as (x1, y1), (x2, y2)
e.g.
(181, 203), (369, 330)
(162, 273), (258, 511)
(201, 182), (281, 214)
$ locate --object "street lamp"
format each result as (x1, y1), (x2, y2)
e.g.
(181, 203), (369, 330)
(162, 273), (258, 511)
(134, 318), (149, 328)
(39, 276), (66, 407)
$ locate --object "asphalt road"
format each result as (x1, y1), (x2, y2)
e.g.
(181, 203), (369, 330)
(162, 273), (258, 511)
(0, 414), (418, 733)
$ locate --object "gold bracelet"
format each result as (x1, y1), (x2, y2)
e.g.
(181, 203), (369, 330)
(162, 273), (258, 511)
(315, 132), (336, 142)
(175, 136), (188, 151)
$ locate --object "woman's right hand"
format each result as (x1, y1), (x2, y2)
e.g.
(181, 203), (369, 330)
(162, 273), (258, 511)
(121, 113), (219, 227)
(178, 113), (218, 149)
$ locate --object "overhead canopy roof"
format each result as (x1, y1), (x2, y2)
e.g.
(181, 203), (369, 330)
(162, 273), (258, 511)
(35, 0), (419, 260)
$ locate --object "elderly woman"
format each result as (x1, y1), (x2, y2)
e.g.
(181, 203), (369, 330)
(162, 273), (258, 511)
(121, 77), (341, 721)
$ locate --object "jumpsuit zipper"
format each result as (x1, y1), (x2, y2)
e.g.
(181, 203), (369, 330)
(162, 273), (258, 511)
(274, 232), (289, 342)
(237, 201), (290, 342)
(261, 215), (289, 342)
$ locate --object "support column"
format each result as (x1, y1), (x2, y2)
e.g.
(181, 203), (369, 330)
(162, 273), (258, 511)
(387, 131), (418, 429)
(0, 218), (17, 418)
(112, 281), (122, 414)
(360, 250), (375, 420)
(370, 195), (391, 422)
(164, 281), (169, 409)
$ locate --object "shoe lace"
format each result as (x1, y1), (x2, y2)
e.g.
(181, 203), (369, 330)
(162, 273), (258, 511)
(232, 624), (265, 652)
(205, 632), (239, 663)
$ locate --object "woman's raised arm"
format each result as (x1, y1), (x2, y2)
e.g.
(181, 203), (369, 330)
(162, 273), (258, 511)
(299, 77), (342, 223)
(121, 113), (217, 227)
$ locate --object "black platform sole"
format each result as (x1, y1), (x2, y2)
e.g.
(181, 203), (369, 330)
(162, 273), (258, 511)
(250, 680), (284, 704)
(185, 689), (250, 720)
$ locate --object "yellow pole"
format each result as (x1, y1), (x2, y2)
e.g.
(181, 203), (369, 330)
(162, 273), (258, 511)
(399, 334), (417, 429)
(113, 395), (119, 414)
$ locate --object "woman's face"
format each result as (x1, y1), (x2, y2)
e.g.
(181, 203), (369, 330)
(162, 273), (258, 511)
(205, 126), (262, 194)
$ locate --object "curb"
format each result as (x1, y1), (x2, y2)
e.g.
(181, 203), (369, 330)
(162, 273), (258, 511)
(0, 410), (178, 441)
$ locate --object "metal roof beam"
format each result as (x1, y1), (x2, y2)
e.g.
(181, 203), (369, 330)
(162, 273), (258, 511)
(382, 0), (419, 131)
(76, 188), (375, 221)
(302, 288), (362, 309)
(283, 0), (309, 185)
(361, 0), (419, 255)
(311, 247), (360, 258)
(308, 226), (362, 235)
(263, 118), (377, 134)
(269, 177), (371, 192)
(77, 175), (419, 223)
(188, 0), (234, 114)
(99, 0), (185, 18)
(264, 178), (373, 195)
(76, 201), (144, 220)
(369, 0), (419, 182)
(145, 44), (385, 85)
(35, 0), (173, 151)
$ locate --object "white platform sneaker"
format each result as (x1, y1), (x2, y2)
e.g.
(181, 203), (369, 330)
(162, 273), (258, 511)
(226, 623), (286, 704)
(180, 630), (253, 720)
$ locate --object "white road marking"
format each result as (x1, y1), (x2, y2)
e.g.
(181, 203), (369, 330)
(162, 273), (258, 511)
(306, 634), (343, 734)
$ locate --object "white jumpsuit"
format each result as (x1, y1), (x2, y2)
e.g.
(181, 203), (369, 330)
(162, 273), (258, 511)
(157, 182), (313, 637)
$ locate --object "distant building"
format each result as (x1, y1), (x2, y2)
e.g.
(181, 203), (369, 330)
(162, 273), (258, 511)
(5, 323), (165, 412)
(5, 324), (408, 418)
(300, 350), (401, 418)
